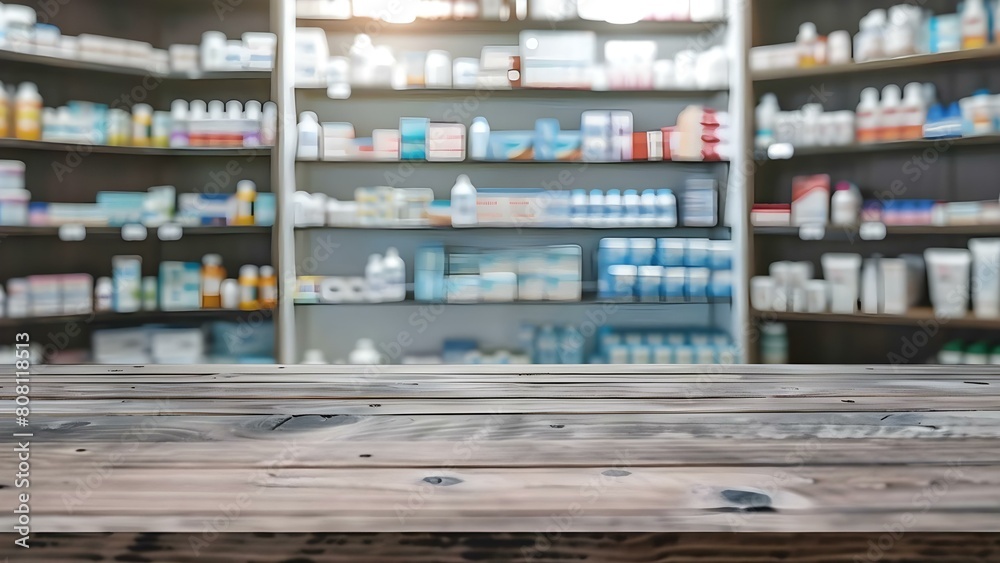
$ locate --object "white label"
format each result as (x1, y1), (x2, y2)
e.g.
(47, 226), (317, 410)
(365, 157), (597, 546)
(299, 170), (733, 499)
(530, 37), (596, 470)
(122, 224), (147, 241)
(58, 224), (86, 241)
(799, 224), (825, 240)
(203, 277), (222, 297)
(859, 222), (887, 241)
(157, 223), (183, 241)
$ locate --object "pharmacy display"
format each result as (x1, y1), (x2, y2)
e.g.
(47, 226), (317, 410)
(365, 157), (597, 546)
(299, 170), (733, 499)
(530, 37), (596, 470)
(298, 107), (730, 162)
(296, 29), (729, 93)
(0, 3), (275, 74)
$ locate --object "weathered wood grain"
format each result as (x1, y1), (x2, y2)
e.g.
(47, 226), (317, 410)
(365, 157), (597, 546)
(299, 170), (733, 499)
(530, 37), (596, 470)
(3, 365), (999, 539)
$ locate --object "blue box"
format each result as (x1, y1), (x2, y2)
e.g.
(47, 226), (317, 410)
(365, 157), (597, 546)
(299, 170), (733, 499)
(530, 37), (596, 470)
(400, 117), (429, 160)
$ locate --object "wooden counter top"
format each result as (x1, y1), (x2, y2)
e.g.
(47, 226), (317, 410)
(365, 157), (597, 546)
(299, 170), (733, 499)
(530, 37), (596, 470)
(2, 364), (1000, 538)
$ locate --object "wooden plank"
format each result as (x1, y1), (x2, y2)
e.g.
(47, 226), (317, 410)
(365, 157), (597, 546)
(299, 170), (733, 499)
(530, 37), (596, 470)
(21, 438), (1000, 469)
(8, 465), (996, 532)
(8, 532), (999, 562)
(19, 379), (1000, 400)
(14, 363), (1000, 379)
(7, 364), (1000, 538)
(23, 395), (1000, 416)
(19, 411), (1000, 443)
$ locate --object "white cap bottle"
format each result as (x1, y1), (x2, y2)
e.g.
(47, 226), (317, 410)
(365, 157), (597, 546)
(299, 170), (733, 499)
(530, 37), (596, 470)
(349, 338), (382, 364)
(856, 87), (881, 144)
(755, 93), (780, 149)
(469, 117), (490, 160)
(827, 30), (852, 65)
(188, 99), (207, 146)
(796, 22), (818, 67)
(450, 174), (478, 227)
(381, 247), (406, 302)
(962, 0), (989, 50)
(95, 277), (113, 312)
(297, 111), (320, 160)
(169, 99), (189, 147)
(220, 278), (239, 309)
(365, 253), (384, 302)
(901, 82), (926, 140)
(243, 100), (262, 146)
(261, 101), (277, 146)
(879, 84), (902, 142)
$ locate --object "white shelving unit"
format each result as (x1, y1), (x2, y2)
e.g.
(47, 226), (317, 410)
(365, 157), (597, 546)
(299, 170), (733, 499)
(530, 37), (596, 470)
(271, 0), (750, 364)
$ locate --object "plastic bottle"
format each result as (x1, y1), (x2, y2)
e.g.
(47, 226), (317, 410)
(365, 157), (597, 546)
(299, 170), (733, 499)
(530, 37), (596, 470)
(349, 338), (382, 364)
(365, 253), (384, 302)
(831, 182), (862, 226)
(796, 22), (818, 67)
(450, 174), (477, 227)
(855, 10), (886, 63)
(235, 179), (256, 225)
(900, 82), (926, 140)
(258, 265), (277, 308)
(225, 100), (243, 147)
(879, 84), (902, 142)
(381, 247), (406, 302)
(95, 277), (113, 312)
(297, 111), (320, 160)
(243, 100), (262, 146)
(169, 99), (189, 147)
(220, 278), (239, 309)
(469, 117), (490, 160)
(238, 265), (259, 310)
(131, 103), (152, 147)
(754, 93), (780, 149)
(587, 189), (604, 226)
(188, 99), (207, 146)
(207, 100), (224, 145)
(201, 253), (225, 308)
(971, 89), (993, 134)
(962, 0), (989, 50)
(0, 82), (8, 138)
(856, 87), (881, 144)
(142, 277), (158, 311)
(827, 30), (853, 64)
(261, 101), (277, 146)
(655, 189), (678, 227)
(14, 82), (41, 141)
(535, 325), (559, 364)
(604, 189), (622, 227)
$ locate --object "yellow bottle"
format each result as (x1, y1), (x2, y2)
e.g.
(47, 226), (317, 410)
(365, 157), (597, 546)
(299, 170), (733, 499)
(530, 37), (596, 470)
(0, 82), (9, 137)
(238, 265), (259, 310)
(201, 254), (226, 309)
(258, 265), (277, 309)
(14, 83), (42, 141)
(234, 180), (256, 226)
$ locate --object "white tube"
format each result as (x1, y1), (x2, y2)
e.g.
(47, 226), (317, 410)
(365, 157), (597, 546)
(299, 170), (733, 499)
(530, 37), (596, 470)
(821, 253), (862, 314)
(969, 238), (1000, 318)
(924, 248), (972, 318)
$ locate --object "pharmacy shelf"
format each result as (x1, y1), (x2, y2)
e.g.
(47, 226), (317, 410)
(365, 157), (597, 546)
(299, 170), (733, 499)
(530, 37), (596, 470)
(0, 308), (275, 329)
(297, 297), (732, 307)
(755, 135), (1000, 160)
(753, 307), (1000, 330)
(297, 225), (730, 234)
(0, 49), (272, 80)
(297, 86), (729, 97)
(754, 225), (1000, 238)
(297, 158), (727, 165)
(0, 138), (273, 156)
(753, 45), (1000, 82)
(295, 17), (726, 34)
(0, 226), (272, 237)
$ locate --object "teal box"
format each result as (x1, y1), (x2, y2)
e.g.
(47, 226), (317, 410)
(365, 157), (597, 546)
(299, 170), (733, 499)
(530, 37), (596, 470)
(400, 117), (429, 160)
(255, 193), (276, 226)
